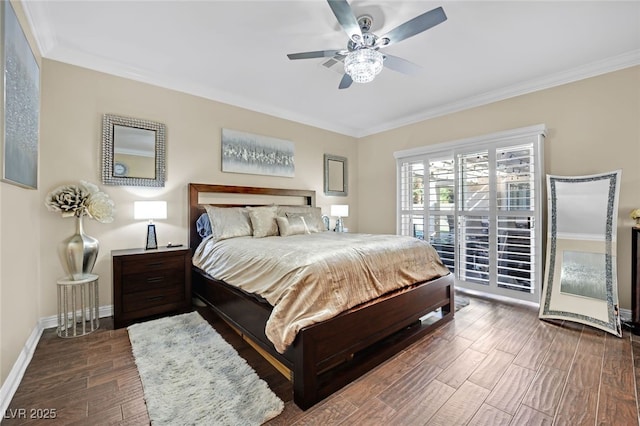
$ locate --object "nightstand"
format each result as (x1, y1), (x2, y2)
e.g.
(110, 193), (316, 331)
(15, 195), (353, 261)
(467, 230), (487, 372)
(112, 246), (191, 328)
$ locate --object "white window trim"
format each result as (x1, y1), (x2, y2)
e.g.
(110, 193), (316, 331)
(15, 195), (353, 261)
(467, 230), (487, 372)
(395, 124), (547, 304)
(394, 124), (547, 160)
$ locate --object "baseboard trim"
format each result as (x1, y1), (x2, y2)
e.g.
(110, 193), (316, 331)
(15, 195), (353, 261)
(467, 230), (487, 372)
(0, 305), (113, 418)
(456, 288), (634, 326)
(38, 305), (114, 330)
(0, 323), (43, 420)
(455, 287), (540, 309)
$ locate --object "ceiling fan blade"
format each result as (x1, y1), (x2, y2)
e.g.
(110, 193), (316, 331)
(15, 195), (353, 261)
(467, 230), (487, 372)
(327, 0), (363, 44)
(383, 54), (422, 75)
(378, 6), (447, 48)
(287, 50), (343, 60)
(338, 74), (353, 89)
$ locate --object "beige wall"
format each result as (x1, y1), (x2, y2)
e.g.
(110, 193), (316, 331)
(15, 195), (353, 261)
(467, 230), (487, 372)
(0, 1), (43, 386)
(357, 66), (640, 309)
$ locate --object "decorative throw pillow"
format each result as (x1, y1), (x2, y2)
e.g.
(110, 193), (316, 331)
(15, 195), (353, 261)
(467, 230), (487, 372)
(285, 212), (319, 233)
(277, 206), (324, 232)
(276, 216), (310, 236)
(247, 206), (278, 238)
(196, 212), (212, 238)
(204, 206), (252, 241)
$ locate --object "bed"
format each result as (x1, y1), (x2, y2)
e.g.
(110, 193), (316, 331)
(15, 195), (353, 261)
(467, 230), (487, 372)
(188, 183), (455, 409)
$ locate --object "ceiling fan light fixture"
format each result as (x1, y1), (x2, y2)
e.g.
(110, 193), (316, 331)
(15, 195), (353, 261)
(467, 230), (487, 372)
(344, 49), (384, 84)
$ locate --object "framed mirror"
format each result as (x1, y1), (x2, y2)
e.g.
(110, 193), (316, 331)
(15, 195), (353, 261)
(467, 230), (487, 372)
(324, 154), (347, 196)
(539, 170), (622, 337)
(102, 114), (166, 187)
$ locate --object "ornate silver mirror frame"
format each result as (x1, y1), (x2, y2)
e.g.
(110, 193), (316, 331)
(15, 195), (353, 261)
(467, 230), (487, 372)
(101, 114), (166, 187)
(324, 154), (347, 196)
(539, 170), (622, 337)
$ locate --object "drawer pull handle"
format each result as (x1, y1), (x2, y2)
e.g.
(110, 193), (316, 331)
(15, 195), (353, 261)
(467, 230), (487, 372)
(147, 262), (164, 268)
(147, 295), (165, 302)
(146, 276), (165, 283)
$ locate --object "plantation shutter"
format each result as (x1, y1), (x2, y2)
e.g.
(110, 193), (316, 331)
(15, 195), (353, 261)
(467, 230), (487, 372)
(395, 125), (545, 303)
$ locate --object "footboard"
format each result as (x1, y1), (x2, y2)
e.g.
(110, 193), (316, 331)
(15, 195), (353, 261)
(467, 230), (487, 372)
(192, 267), (294, 370)
(292, 273), (454, 409)
(194, 266), (454, 410)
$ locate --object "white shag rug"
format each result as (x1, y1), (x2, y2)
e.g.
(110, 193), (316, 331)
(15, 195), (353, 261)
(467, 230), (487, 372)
(127, 311), (284, 426)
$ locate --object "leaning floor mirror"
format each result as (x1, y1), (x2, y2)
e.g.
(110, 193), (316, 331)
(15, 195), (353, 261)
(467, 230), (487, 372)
(539, 170), (622, 337)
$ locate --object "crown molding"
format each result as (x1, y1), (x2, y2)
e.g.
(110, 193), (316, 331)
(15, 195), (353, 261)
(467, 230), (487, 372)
(358, 49), (640, 138)
(21, 0), (56, 56)
(21, 0), (640, 139)
(38, 47), (637, 140)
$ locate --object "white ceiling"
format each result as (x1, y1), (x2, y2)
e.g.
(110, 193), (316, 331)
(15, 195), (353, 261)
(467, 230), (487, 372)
(22, 1), (640, 138)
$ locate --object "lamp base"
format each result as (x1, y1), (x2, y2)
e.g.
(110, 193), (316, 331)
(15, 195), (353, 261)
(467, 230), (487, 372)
(146, 223), (158, 250)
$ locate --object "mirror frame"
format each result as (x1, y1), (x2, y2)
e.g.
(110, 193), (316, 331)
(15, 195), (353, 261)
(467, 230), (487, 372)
(324, 154), (348, 196)
(101, 114), (166, 187)
(539, 170), (622, 337)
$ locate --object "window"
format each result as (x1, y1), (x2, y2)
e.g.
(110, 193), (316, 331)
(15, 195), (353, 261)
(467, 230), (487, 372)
(395, 125), (545, 303)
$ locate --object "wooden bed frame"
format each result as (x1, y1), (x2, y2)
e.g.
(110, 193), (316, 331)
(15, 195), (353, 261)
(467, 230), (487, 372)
(188, 183), (455, 409)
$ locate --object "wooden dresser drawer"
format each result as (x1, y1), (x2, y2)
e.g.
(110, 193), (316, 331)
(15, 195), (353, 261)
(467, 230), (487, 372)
(121, 255), (185, 275)
(112, 246), (192, 328)
(122, 286), (185, 313)
(122, 269), (184, 294)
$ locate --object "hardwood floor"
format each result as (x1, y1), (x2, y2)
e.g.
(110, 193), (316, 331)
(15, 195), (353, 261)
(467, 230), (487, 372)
(4, 294), (640, 425)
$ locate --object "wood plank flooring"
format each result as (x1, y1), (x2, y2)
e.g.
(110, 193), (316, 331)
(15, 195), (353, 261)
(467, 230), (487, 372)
(3, 294), (640, 425)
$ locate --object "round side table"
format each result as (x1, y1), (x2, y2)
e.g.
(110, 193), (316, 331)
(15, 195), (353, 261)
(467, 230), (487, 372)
(57, 274), (100, 338)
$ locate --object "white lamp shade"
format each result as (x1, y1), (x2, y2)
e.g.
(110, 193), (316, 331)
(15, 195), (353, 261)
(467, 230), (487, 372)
(134, 201), (167, 220)
(331, 204), (349, 217)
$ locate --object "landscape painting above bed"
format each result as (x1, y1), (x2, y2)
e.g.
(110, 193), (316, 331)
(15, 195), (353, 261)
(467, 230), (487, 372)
(221, 129), (295, 178)
(188, 183), (455, 409)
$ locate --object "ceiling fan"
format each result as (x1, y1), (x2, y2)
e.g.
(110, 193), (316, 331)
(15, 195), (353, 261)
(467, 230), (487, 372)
(287, 0), (447, 89)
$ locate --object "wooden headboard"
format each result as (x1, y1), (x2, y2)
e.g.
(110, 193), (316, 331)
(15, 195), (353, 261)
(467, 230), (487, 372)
(188, 183), (316, 252)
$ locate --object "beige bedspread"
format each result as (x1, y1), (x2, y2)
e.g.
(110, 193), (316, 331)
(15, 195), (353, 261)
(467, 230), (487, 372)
(193, 232), (450, 353)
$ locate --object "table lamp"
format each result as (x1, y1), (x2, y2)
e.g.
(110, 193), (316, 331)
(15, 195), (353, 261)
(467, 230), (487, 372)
(134, 201), (167, 249)
(330, 204), (349, 232)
